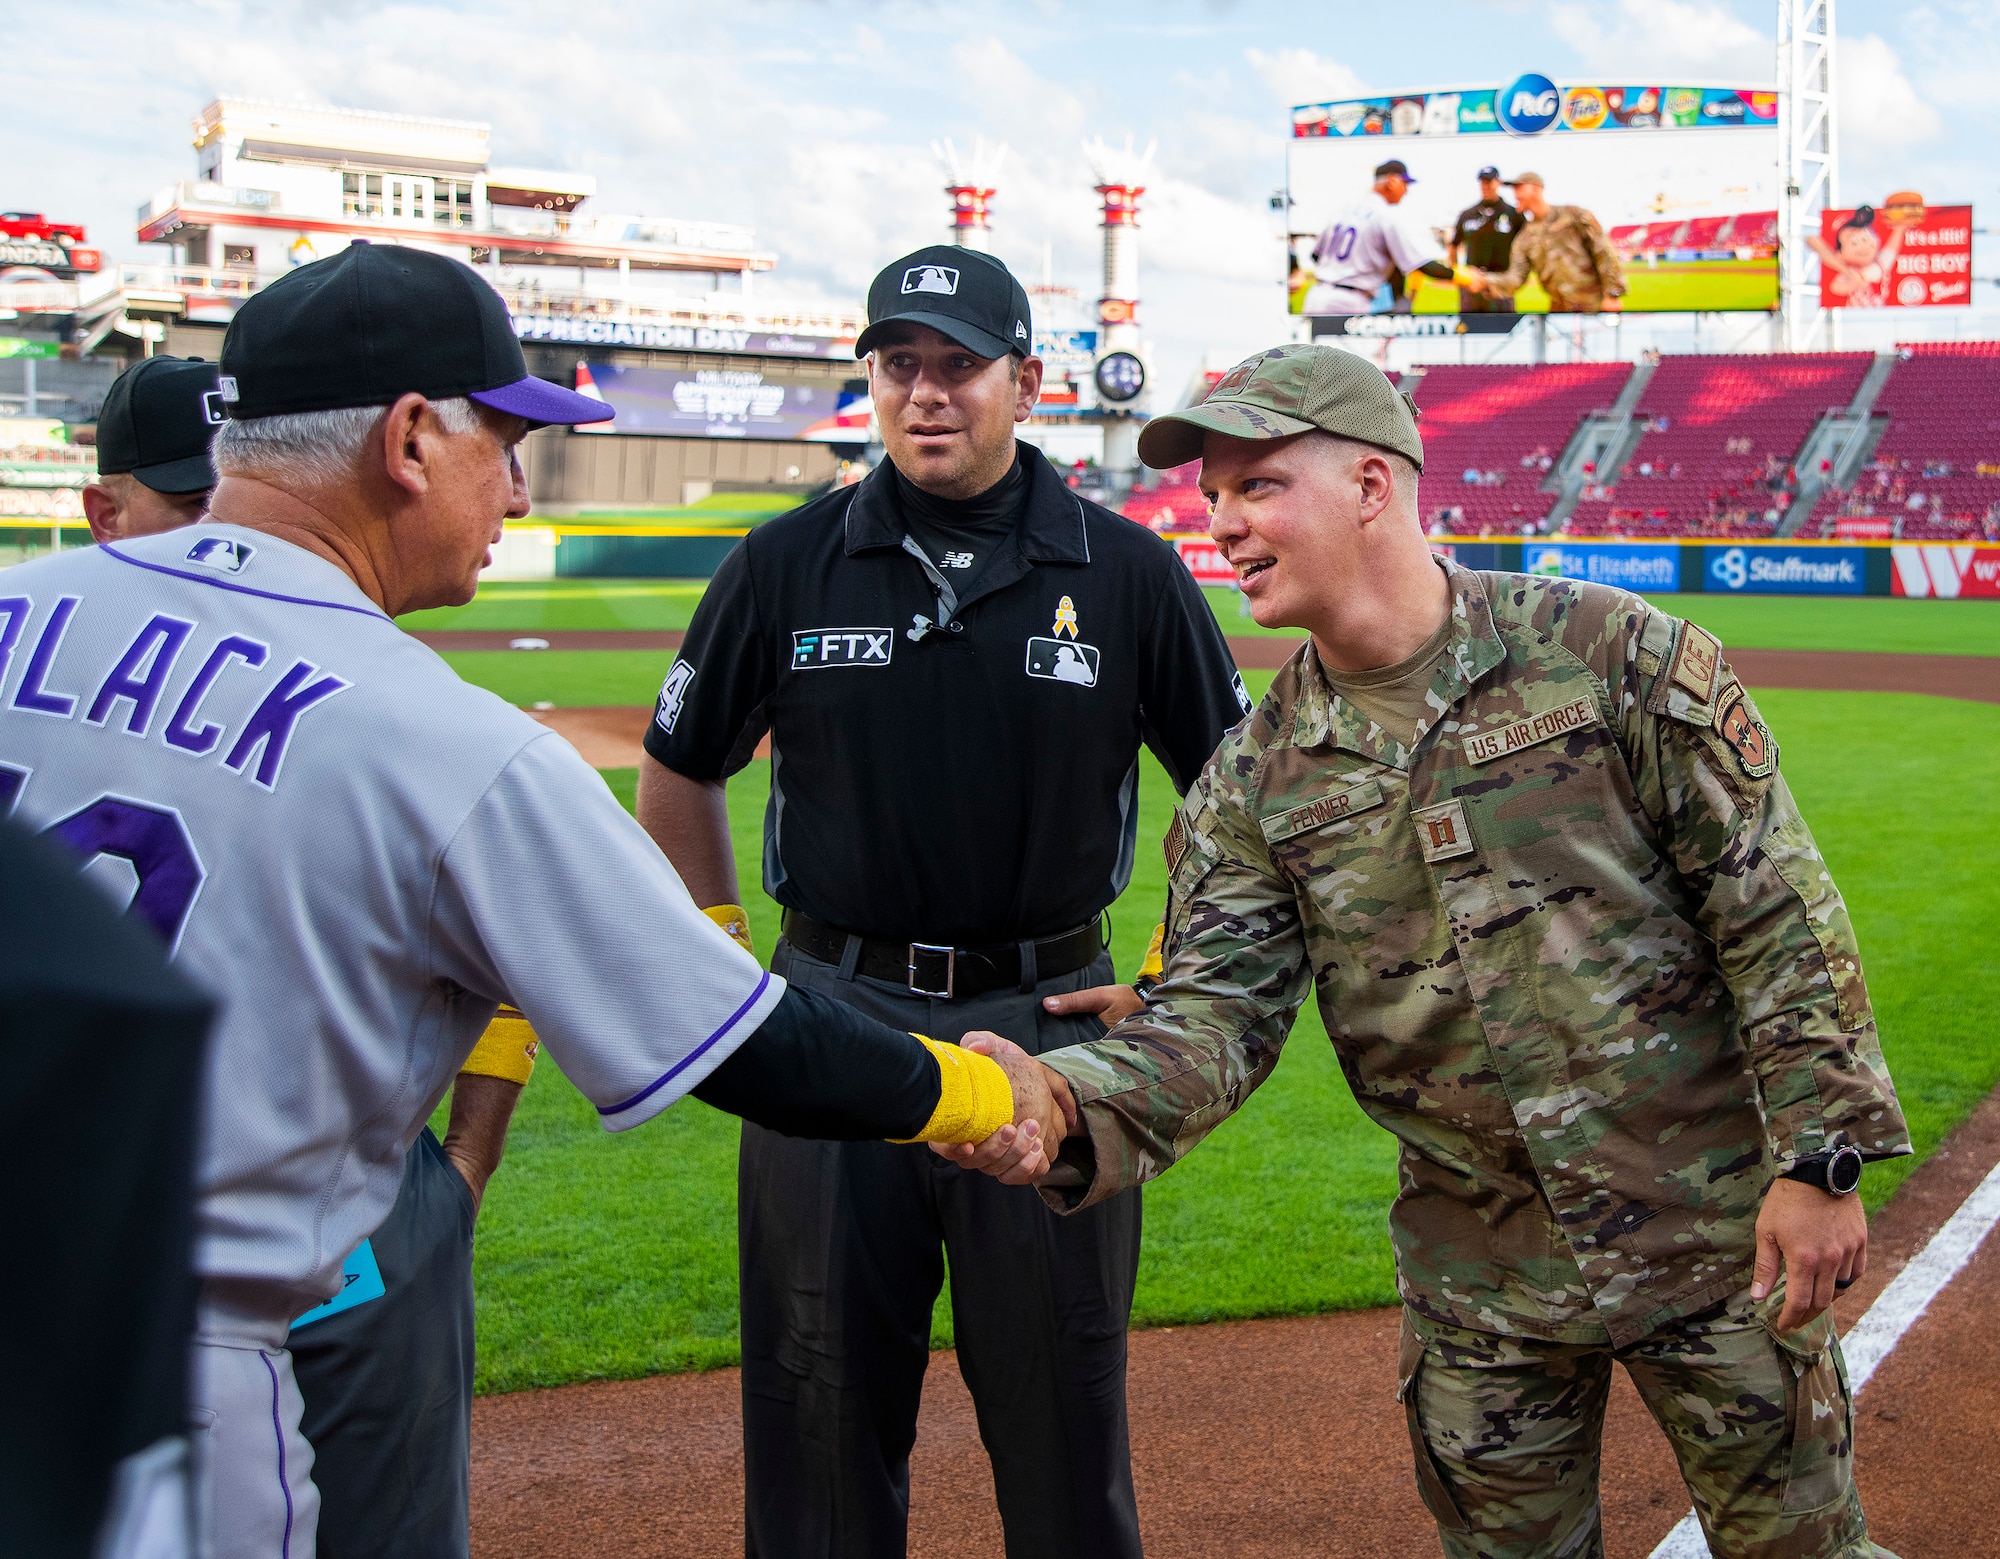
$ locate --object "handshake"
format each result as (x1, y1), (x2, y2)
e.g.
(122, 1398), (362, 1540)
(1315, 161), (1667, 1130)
(934, 1034), (1078, 1186)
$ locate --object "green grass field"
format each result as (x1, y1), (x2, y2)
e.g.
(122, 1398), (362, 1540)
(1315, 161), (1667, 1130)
(443, 625), (2000, 1392)
(405, 577), (2000, 659)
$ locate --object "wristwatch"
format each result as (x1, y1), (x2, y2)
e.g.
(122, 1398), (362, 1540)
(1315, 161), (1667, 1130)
(1782, 1144), (1865, 1196)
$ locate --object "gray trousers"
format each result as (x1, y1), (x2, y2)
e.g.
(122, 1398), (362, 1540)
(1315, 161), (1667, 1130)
(289, 1128), (476, 1559)
(740, 938), (1144, 1559)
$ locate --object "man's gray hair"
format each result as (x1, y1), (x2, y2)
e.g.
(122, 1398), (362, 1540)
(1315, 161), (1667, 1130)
(213, 397), (484, 487)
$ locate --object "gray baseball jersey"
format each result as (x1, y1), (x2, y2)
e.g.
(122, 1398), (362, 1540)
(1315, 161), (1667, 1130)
(0, 524), (784, 1307)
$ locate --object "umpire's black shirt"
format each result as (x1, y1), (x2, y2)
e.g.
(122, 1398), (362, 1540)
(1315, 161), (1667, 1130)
(644, 444), (1249, 947)
(1452, 197), (1521, 270)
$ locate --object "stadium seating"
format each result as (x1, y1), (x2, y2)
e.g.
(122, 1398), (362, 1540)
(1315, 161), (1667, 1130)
(1564, 352), (1873, 538)
(1796, 343), (2000, 541)
(1410, 362), (1632, 534)
(1123, 460), (1210, 531)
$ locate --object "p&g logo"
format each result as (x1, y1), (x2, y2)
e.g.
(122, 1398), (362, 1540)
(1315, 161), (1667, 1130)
(1497, 73), (1561, 136)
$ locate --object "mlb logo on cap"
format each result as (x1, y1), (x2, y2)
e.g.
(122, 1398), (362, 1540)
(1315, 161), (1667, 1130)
(903, 265), (960, 296)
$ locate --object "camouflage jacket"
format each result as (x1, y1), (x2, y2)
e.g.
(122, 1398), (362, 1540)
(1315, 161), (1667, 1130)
(1482, 205), (1626, 309)
(1041, 564), (1909, 1346)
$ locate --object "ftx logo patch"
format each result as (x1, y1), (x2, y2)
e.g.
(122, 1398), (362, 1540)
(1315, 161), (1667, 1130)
(902, 265), (959, 296)
(793, 628), (893, 669)
(186, 536), (253, 573)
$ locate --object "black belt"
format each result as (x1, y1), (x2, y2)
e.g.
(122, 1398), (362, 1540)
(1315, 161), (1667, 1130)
(781, 910), (1103, 1000)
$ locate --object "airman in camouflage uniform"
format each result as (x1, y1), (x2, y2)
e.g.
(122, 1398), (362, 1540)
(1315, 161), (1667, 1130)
(1017, 345), (1909, 1559)
(1475, 173), (1626, 312)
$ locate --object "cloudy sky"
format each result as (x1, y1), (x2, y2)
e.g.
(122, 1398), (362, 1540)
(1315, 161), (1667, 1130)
(13, 0), (1994, 391)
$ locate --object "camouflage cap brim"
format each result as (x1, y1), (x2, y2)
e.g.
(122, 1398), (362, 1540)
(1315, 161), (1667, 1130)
(1137, 400), (1318, 470)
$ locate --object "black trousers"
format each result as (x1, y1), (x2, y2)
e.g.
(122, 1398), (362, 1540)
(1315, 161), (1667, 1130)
(741, 939), (1144, 1559)
(290, 1127), (477, 1559)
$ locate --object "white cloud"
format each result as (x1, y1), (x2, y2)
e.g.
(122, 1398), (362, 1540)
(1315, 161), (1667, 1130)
(1547, 0), (1771, 80)
(1836, 34), (1944, 152)
(1244, 47), (1367, 111)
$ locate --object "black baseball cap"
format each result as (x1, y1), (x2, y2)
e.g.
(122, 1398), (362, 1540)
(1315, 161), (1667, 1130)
(854, 245), (1033, 361)
(1477, 165), (1502, 181)
(219, 243), (612, 427)
(1374, 159), (1417, 182)
(96, 356), (224, 494)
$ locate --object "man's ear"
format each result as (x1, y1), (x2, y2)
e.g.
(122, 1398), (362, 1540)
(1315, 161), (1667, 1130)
(82, 482), (122, 544)
(376, 394), (432, 497)
(1355, 451), (1398, 524)
(1013, 356), (1044, 422)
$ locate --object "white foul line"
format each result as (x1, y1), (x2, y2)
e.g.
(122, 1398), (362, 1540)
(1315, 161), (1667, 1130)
(1648, 1156), (2000, 1559)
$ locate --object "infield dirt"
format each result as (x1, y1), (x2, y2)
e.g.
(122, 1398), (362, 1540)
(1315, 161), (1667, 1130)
(472, 1088), (2000, 1557)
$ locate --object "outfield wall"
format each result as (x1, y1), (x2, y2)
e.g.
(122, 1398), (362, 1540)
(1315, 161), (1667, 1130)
(1, 523), (1994, 598)
(1175, 533), (2000, 600)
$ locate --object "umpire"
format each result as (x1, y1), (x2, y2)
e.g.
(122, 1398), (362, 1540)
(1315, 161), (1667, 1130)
(1447, 166), (1518, 314)
(637, 244), (1249, 1557)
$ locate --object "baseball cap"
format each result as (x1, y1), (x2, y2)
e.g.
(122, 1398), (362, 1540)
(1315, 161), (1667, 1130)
(219, 244), (612, 426)
(853, 245), (1033, 360)
(1136, 344), (1424, 473)
(1374, 159), (1417, 182)
(1505, 171), (1545, 188)
(1476, 165), (1502, 182)
(95, 356), (225, 494)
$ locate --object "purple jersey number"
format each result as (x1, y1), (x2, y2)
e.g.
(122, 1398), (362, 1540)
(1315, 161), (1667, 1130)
(45, 797), (205, 949)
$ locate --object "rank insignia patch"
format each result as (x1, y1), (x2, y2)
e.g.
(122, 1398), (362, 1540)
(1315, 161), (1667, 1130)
(1669, 622), (1722, 703)
(1412, 799), (1476, 862)
(1714, 687), (1776, 778)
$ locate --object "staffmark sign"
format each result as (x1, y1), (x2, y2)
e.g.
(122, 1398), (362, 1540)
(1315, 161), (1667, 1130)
(792, 628), (893, 669)
(1705, 545), (1863, 595)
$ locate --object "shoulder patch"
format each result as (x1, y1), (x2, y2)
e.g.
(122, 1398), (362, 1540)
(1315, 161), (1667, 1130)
(1164, 810), (1190, 875)
(1669, 622), (1722, 703)
(1714, 685), (1777, 778)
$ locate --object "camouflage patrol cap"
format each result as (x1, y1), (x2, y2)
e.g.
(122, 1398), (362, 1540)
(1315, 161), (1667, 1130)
(1137, 343), (1424, 472)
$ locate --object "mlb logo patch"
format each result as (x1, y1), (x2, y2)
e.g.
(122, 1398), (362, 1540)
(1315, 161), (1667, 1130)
(902, 265), (960, 296)
(185, 536), (253, 573)
(1024, 636), (1099, 687)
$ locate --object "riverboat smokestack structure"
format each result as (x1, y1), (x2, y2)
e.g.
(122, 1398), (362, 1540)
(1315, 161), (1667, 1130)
(1083, 136), (1155, 481)
(934, 138), (1006, 253)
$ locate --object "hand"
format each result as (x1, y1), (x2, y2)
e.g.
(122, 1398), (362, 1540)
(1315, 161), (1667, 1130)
(1752, 1174), (1868, 1333)
(1601, 295), (1625, 313)
(441, 1144), (494, 1215)
(930, 1033), (1073, 1185)
(1460, 272), (1487, 296)
(1042, 982), (1146, 1028)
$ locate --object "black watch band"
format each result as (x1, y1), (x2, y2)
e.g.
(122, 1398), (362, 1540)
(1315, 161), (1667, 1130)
(1782, 1144), (1864, 1196)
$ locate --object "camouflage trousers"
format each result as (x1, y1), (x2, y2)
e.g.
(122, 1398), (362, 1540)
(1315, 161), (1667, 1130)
(1397, 1286), (1892, 1559)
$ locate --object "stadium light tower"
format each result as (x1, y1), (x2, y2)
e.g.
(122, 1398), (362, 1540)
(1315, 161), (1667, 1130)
(934, 137), (1006, 252)
(1778, 0), (1839, 350)
(1084, 135), (1157, 481)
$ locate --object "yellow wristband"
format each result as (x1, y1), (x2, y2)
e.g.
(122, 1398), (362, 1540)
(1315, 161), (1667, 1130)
(1137, 921), (1166, 984)
(703, 903), (754, 956)
(460, 1006), (538, 1086)
(890, 1035), (1016, 1146)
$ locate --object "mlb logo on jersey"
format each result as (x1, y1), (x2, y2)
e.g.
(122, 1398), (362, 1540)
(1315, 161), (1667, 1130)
(1024, 637), (1099, 688)
(186, 537), (253, 573)
(902, 266), (959, 296)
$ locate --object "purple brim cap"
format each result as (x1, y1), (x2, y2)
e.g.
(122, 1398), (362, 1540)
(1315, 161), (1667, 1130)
(470, 375), (614, 426)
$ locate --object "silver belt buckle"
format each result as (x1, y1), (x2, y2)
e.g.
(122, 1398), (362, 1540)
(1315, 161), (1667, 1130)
(907, 942), (955, 999)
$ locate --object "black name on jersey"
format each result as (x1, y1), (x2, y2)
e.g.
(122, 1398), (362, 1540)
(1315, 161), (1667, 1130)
(791, 628), (893, 670)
